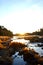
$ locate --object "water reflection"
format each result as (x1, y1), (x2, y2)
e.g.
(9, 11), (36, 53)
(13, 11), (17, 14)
(12, 36), (43, 56)
(12, 38), (29, 45)
(12, 52), (26, 65)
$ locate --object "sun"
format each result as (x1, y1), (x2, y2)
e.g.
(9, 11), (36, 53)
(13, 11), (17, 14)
(17, 32), (25, 36)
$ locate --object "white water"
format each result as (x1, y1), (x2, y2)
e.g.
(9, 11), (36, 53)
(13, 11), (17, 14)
(12, 36), (43, 56)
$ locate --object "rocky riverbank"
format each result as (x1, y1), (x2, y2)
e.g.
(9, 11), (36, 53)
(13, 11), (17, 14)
(19, 47), (43, 65)
(0, 41), (27, 65)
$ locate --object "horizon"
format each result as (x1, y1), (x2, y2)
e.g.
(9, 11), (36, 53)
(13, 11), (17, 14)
(0, 0), (43, 34)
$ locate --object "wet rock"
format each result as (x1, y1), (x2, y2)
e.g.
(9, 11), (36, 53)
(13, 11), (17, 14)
(38, 44), (43, 47)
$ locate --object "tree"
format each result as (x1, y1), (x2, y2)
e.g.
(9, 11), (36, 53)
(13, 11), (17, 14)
(0, 26), (13, 36)
(32, 28), (43, 36)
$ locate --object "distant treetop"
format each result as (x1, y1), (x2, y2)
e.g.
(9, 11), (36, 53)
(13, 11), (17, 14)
(32, 28), (43, 36)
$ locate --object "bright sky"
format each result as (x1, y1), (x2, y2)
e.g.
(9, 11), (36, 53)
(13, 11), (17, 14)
(0, 0), (43, 34)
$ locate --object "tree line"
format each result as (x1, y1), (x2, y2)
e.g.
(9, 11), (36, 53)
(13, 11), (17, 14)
(0, 26), (13, 36)
(32, 28), (43, 35)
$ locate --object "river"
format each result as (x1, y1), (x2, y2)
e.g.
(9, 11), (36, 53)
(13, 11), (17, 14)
(11, 36), (43, 65)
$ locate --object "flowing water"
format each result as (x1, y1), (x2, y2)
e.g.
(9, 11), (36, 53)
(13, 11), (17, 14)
(12, 36), (43, 65)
